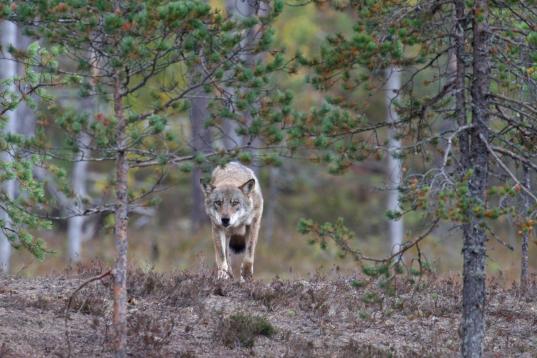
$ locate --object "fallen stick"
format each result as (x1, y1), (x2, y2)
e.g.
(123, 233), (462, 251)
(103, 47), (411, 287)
(64, 269), (112, 358)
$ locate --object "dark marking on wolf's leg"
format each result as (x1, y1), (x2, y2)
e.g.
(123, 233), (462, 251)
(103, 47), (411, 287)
(229, 235), (246, 253)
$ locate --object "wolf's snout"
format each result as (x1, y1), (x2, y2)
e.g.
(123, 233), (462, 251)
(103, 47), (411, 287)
(221, 218), (230, 227)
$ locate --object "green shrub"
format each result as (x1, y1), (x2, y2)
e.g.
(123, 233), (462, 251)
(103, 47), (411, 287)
(219, 312), (275, 348)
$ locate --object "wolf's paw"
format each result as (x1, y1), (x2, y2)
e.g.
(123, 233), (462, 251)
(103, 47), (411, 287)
(217, 269), (231, 280)
(240, 262), (253, 283)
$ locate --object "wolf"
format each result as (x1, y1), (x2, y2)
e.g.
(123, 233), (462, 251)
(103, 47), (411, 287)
(201, 162), (263, 281)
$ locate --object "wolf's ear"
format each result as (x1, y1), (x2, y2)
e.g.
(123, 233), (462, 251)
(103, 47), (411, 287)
(200, 180), (215, 196)
(239, 179), (255, 195)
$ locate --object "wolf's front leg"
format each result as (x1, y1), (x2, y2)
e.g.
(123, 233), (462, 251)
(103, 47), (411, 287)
(241, 217), (261, 282)
(212, 227), (232, 279)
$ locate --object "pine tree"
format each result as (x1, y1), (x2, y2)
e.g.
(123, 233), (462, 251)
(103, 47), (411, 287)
(3, 0), (286, 354)
(0, 15), (50, 268)
(298, 1), (536, 355)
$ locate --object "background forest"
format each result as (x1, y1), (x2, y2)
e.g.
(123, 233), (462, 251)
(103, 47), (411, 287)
(2, 1), (535, 281)
(1, 0), (536, 356)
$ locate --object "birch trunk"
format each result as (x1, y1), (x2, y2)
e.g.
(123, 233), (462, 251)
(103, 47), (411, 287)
(112, 74), (128, 358)
(67, 50), (98, 263)
(0, 21), (18, 274)
(15, 31), (35, 140)
(67, 157), (90, 263)
(385, 67), (403, 254)
(67, 98), (92, 262)
(461, 2), (490, 356)
(225, 0), (256, 149)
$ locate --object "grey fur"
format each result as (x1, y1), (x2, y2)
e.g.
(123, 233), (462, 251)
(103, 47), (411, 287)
(200, 162), (263, 281)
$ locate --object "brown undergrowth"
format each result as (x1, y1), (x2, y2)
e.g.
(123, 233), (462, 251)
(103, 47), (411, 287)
(0, 263), (536, 357)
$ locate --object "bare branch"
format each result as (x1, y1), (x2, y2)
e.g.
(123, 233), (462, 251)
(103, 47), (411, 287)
(442, 124), (474, 168)
(492, 145), (537, 173)
(479, 133), (537, 204)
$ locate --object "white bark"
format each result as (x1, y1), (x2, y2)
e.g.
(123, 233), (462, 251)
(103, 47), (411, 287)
(0, 21), (18, 274)
(225, 0), (265, 178)
(67, 99), (94, 263)
(67, 49), (99, 263)
(67, 161), (88, 263)
(385, 67), (404, 254)
(224, 0), (255, 150)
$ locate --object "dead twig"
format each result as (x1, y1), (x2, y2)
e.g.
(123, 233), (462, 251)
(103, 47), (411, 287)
(479, 134), (537, 204)
(309, 218), (439, 265)
(64, 269), (112, 358)
(362, 219), (440, 264)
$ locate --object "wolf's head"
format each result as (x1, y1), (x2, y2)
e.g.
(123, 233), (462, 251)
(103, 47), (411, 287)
(200, 179), (255, 228)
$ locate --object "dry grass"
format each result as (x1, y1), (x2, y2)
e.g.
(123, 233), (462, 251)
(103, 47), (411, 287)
(0, 264), (536, 357)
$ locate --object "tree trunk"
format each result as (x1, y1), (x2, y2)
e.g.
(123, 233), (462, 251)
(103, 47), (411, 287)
(520, 166), (529, 296)
(520, 27), (535, 297)
(67, 101), (92, 263)
(0, 20), (18, 274)
(189, 83), (212, 233)
(454, 0), (469, 175)
(263, 167), (278, 243)
(461, 1), (490, 356)
(225, 0), (259, 157)
(222, 118), (241, 150)
(15, 31), (35, 140)
(112, 74), (129, 358)
(385, 67), (404, 254)
(67, 50), (98, 264)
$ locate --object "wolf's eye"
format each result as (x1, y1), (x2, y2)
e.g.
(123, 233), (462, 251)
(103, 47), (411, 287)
(214, 200), (222, 207)
(231, 200), (240, 207)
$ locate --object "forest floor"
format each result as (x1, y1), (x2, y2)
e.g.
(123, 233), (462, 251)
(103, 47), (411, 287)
(0, 264), (536, 357)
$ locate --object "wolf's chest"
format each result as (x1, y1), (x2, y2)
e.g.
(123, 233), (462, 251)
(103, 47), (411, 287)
(228, 225), (247, 236)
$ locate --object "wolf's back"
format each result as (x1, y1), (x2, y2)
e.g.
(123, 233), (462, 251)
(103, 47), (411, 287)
(211, 162), (257, 188)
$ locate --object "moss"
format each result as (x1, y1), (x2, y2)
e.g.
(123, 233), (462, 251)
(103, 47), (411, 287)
(220, 312), (275, 348)
(351, 279), (367, 288)
(361, 291), (380, 304)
